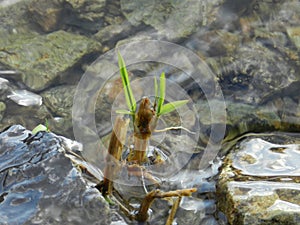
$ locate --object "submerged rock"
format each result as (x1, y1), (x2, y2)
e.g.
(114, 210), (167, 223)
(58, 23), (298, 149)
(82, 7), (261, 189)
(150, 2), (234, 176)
(27, 0), (65, 32)
(217, 134), (300, 225)
(0, 30), (101, 91)
(0, 125), (110, 225)
(0, 0), (39, 35)
(28, 0), (106, 33)
(41, 85), (75, 118)
(208, 42), (298, 104)
(196, 99), (300, 149)
(0, 77), (53, 134)
(120, 0), (223, 40)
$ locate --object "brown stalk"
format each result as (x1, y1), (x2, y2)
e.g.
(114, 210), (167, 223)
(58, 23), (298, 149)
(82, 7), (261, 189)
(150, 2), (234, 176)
(128, 97), (155, 164)
(98, 116), (129, 196)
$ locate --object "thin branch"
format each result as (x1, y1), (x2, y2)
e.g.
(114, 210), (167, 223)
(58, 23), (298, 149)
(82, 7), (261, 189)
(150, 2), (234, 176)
(135, 188), (196, 222)
(154, 126), (196, 134)
(165, 196), (182, 225)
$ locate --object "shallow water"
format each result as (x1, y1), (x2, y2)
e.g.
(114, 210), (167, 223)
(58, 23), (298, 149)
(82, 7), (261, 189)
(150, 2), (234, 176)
(233, 138), (300, 176)
(0, 0), (300, 224)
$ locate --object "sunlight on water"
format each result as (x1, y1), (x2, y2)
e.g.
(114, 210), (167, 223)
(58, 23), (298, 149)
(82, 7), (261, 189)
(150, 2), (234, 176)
(233, 138), (300, 176)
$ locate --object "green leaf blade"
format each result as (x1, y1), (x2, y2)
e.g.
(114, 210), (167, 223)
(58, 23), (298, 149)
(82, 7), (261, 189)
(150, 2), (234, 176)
(158, 100), (189, 116)
(32, 124), (48, 135)
(117, 51), (136, 113)
(157, 72), (165, 115)
(154, 76), (158, 100)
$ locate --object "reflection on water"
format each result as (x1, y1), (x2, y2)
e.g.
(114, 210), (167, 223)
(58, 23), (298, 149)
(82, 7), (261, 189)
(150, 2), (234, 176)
(233, 138), (300, 176)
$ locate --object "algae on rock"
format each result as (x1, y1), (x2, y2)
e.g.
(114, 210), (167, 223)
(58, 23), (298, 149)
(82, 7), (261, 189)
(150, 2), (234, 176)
(0, 30), (101, 91)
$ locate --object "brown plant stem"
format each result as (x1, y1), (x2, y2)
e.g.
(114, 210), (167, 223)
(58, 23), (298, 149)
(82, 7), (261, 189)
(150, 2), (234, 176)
(98, 116), (129, 196)
(128, 137), (149, 163)
(128, 97), (155, 164)
(135, 188), (196, 222)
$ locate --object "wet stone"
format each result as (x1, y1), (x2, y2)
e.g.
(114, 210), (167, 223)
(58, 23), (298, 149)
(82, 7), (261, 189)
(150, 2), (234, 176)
(0, 104), (52, 134)
(195, 99), (299, 147)
(27, 0), (64, 32)
(0, 30), (101, 91)
(208, 42), (298, 104)
(93, 22), (133, 47)
(0, 125), (110, 225)
(120, 0), (223, 40)
(0, 77), (51, 132)
(63, 0), (107, 33)
(217, 134), (300, 225)
(28, 0), (106, 33)
(0, 0), (40, 35)
(41, 85), (76, 118)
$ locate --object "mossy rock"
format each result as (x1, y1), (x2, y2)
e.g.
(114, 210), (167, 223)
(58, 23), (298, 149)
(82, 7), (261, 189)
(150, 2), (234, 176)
(0, 30), (101, 91)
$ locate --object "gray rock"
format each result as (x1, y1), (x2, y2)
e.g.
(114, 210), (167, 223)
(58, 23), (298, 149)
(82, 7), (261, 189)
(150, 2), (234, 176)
(93, 22), (133, 46)
(40, 85), (77, 137)
(0, 0), (39, 35)
(0, 125), (110, 225)
(0, 104), (51, 136)
(0, 76), (52, 134)
(0, 30), (101, 91)
(27, 0), (64, 32)
(196, 98), (300, 152)
(28, 0), (106, 33)
(42, 85), (75, 118)
(208, 42), (298, 104)
(120, 0), (223, 40)
(217, 134), (300, 225)
(7, 89), (42, 106)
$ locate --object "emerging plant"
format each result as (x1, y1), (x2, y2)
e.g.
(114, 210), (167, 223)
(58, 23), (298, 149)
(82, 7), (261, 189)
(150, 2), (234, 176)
(97, 52), (196, 224)
(116, 51), (189, 164)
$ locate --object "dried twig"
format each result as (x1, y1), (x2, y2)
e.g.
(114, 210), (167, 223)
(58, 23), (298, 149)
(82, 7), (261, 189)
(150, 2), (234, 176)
(165, 196), (182, 225)
(135, 188), (196, 222)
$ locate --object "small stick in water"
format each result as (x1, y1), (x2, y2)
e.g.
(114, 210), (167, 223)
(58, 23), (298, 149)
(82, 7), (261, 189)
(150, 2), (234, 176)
(135, 188), (196, 222)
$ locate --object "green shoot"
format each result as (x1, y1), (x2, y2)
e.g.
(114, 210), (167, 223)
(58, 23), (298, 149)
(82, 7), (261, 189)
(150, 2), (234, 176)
(117, 51), (136, 116)
(117, 52), (189, 120)
(154, 76), (158, 108)
(32, 124), (48, 134)
(158, 100), (189, 116)
(157, 72), (165, 115)
(45, 118), (50, 131)
(155, 72), (188, 116)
